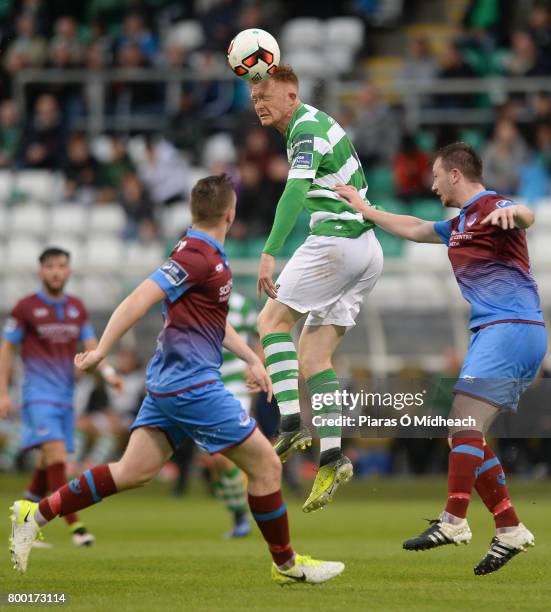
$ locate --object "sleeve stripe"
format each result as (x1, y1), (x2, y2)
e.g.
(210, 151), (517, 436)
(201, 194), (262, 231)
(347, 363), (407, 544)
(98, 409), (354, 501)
(288, 169), (316, 179)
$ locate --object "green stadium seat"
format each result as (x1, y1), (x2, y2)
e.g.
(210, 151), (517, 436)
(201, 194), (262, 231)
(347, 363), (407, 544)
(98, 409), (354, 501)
(367, 166), (395, 198)
(459, 128), (485, 152)
(411, 199), (444, 221)
(414, 130), (435, 153)
(374, 228), (404, 257)
(224, 239), (248, 258)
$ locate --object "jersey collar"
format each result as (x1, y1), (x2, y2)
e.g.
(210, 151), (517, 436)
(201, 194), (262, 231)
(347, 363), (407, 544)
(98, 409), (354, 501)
(286, 103), (306, 140)
(460, 190), (496, 213)
(36, 290), (67, 305)
(187, 228), (226, 257)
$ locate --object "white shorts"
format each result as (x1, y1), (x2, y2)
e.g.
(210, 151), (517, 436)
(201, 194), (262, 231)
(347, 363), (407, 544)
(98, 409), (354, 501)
(275, 230), (383, 327)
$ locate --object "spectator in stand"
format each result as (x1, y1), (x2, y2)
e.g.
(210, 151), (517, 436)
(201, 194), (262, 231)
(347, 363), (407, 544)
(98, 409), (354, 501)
(110, 43), (162, 115)
(401, 37), (437, 91)
(118, 172), (157, 242)
(167, 91), (207, 164)
(199, 0), (239, 53)
(18, 0), (51, 36)
(436, 41), (477, 108)
(0, 100), (22, 168)
(482, 119), (527, 195)
(3, 13), (47, 75)
(231, 160), (266, 240)
(528, 3), (551, 63)
(531, 91), (551, 124)
(49, 16), (84, 66)
(63, 133), (100, 203)
(19, 94), (66, 169)
(117, 12), (158, 62)
(238, 126), (275, 175)
(535, 121), (551, 172)
(392, 134), (432, 202)
(352, 84), (401, 169)
(97, 136), (135, 201)
(137, 138), (189, 206)
(503, 30), (551, 77)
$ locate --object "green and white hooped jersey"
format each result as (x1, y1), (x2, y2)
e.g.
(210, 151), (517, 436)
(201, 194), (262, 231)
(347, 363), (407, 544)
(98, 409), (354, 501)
(286, 102), (376, 238)
(220, 292), (257, 410)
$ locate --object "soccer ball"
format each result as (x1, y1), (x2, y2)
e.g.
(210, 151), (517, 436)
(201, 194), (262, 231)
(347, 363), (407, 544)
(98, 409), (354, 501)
(227, 28), (280, 82)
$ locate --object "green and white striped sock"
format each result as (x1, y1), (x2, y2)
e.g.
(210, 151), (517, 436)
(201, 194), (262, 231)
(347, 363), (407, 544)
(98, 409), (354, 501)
(307, 369), (342, 457)
(219, 466), (248, 516)
(261, 333), (300, 431)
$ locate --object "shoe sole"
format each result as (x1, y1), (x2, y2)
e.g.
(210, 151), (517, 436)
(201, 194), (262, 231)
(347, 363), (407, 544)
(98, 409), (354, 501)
(9, 502), (22, 571)
(277, 434), (312, 464)
(302, 462), (353, 513)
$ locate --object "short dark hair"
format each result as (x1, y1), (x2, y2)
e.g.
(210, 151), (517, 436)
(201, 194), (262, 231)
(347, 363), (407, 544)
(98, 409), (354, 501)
(435, 142), (483, 182)
(190, 174), (235, 226)
(39, 247), (70, 264)
(270, 64), (299, 87)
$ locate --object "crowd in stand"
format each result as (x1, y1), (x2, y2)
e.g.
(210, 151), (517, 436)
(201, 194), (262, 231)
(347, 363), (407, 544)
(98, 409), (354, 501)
(0, 0), (550, 246)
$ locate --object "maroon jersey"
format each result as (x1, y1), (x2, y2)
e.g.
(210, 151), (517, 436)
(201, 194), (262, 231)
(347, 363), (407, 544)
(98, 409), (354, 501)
(2, 291), (95, 405)
(434, 190), (544, 330)
(146, 228), (232, 394)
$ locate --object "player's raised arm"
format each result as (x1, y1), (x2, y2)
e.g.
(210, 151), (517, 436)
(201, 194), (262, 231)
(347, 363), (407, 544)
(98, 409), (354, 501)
(335, 184), (441, 244)
(223, 321), (272, 400)
(75, 279), (165, 373)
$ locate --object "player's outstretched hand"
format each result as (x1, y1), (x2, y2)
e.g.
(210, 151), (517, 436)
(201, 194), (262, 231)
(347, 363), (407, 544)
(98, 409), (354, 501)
(334, 183), (364, 212)
(74, 349), (104, 373)
(481, 207), (517, 230)
(257, 253), (278, 299)
(0, 394), (11, 419)
(247, 358), (273, 402)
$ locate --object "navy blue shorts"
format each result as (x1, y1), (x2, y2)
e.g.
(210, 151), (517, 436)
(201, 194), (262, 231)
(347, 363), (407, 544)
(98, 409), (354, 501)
(21, 401), (75, 452)
(131, 380), (257, 454)
(454, 322), (547, 410)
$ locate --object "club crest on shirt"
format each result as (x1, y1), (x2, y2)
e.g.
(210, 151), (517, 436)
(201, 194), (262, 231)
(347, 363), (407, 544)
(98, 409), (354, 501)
(67, 305), (80, 319)
(215, 263), (223, 273)
(3, 317), (19, 333)
(161, 259), (188, 286)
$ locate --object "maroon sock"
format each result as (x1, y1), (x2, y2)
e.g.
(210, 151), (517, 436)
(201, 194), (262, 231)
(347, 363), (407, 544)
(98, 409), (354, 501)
(475, 445), (520, 528)
(248, 490), (294, 566)
(38, 465), (117, 522)
(444, 432), (485, 519)
(25, 468), (48, 502)
(45, 462), (81, 527)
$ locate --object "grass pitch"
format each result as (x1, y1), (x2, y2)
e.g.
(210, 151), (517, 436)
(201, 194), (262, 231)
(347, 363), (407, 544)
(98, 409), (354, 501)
(1, 474), (550, 611)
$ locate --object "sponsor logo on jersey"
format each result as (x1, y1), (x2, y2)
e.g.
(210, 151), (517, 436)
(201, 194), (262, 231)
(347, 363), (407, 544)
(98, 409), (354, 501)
(68, 478), (82, 494)
(160, 259), (188, 286)
(36, 322), (80, 342)
(462, 375), (475, 383)
(175, 240), (187, 253)
(67, 305), (80, 319)
(496, 200), (513, 209)
(219, 279), (233, 302)
(292, 152), (313, 169)
(3, 317), (19, 334)
(215, 263), (223, 273)
(33, 308), (49, 318)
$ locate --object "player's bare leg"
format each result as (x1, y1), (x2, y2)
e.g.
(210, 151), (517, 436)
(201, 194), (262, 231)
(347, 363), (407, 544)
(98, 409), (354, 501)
(257, 300), (312, 462)
(10, 428), (171, 573)
(298, 324), (353, 512)
(224, 428), (344, 584)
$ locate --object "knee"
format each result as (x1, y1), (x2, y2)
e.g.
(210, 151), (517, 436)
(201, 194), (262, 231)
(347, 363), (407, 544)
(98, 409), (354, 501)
(257, 305), (293, 338)
(111, 459), (155, 490)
